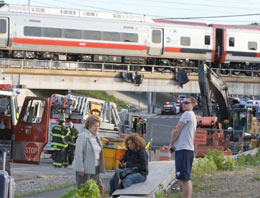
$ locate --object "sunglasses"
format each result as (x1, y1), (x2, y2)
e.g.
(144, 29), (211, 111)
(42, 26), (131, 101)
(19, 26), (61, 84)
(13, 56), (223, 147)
(183, 101), (192, 104)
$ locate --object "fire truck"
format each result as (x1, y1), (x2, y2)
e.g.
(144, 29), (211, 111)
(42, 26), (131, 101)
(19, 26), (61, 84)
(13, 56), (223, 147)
(0, 87), (121, 164)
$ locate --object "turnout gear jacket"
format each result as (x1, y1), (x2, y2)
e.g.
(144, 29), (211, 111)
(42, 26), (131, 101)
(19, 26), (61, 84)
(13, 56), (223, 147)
(51, 124), (69, 150)
(67, 127), (79, 146)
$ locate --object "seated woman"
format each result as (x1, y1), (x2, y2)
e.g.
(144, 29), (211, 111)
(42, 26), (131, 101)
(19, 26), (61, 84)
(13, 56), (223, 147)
(109, 133), (148, 196)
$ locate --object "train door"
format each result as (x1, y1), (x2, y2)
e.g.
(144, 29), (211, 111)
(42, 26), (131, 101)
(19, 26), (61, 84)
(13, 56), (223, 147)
(0, 18), (9, 47)
(214, 28), (226, 63)
(148, 29), (164, 56)
(12, 97), (50, 164)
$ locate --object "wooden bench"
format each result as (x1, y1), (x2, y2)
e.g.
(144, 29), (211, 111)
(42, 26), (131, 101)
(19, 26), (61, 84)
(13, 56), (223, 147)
(112, 161), (175, 197)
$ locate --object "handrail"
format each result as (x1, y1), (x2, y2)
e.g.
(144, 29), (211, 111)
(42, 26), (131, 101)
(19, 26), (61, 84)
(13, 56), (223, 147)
(0, 58), (259, 78)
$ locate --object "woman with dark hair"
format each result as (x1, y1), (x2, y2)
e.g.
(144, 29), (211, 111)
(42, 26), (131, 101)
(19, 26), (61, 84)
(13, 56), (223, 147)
(72, 115), (105, 197)
(109, 133), (148, 196)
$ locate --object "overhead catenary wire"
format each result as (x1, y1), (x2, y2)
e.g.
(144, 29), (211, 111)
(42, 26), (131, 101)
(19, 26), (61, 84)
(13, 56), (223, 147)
(5, 0), (260, 24)
(29, 0), (260, 14)
(160, 13), (260, 20)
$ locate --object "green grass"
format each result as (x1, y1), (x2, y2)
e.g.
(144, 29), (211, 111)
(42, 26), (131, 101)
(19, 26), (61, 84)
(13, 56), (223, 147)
(72, 90), (128, 109)
(253, 175), (260, 181)
(168, 148), (260, 197)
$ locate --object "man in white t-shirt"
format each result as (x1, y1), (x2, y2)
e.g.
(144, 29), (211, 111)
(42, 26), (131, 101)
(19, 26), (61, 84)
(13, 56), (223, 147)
(170, 96), (197, 198)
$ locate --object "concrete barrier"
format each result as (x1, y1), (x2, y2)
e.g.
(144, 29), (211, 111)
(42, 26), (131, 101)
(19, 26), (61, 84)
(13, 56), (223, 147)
(112, 161), (175, 197)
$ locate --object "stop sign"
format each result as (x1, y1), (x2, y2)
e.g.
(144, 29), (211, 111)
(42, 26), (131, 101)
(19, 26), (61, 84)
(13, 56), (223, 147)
(24, 142), (39, 159)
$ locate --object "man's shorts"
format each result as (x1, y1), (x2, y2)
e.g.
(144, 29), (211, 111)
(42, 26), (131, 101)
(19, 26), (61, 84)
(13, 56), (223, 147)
(175, 150), (194, 181)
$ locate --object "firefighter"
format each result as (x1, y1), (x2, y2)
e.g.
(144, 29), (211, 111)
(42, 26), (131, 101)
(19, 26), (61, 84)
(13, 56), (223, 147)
(66, 121), (79, 165)
(132, 117), (138, 133)
(60, 109), (66, 121)
(51, 119), (69, 168)
(137, 116), (147, 137)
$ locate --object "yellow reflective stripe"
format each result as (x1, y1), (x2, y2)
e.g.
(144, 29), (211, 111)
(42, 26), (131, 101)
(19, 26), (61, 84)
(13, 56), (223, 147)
(51, 132), (68, 139)
(51, 132), (63, 138)
(54, 126), (62, 130)
(52, 142), (68, 148)
(53, 162), (63, 166)
(64, 130), (70, 137)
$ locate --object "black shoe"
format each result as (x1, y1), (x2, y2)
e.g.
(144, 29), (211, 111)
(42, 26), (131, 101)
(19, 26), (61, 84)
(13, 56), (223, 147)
(114, 172), (120, 190)
(119, 182), (124, 189)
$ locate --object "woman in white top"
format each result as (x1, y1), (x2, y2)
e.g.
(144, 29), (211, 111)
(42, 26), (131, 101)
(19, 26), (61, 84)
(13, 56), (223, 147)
(72, 115), (105, 197)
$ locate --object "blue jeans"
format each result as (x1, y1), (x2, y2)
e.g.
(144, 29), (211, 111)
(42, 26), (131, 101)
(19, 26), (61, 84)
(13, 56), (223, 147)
(110, 173), (146, 195)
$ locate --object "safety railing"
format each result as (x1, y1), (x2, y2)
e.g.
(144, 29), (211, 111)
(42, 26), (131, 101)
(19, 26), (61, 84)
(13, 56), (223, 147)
(0, 58), (259, 78)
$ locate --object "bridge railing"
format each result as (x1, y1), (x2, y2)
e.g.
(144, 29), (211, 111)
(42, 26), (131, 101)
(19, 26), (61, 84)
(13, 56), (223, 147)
(0, 58), (259, 78)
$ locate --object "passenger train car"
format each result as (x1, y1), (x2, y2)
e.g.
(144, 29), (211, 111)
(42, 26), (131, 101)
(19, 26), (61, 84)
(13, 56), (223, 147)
(0, 3), (259, 72)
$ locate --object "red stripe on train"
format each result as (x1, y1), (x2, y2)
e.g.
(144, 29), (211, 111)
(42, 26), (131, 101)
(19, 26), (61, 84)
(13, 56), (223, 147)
(256, 53), (260, 57)
(164, 47), (181, 52)
(12, 38), (148, 51)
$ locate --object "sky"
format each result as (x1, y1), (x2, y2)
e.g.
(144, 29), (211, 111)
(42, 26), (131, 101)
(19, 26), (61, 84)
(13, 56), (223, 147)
(3, 0), (260, 25)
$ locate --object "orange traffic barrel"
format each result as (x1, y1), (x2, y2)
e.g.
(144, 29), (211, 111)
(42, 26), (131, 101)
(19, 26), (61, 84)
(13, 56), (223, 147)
(159, 146), (171, 161)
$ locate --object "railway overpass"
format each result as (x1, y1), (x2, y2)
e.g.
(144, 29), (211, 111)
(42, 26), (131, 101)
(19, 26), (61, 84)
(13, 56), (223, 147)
(0, 59), (259, 96)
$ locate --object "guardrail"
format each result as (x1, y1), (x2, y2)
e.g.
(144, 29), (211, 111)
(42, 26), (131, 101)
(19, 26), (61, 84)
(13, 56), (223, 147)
(0, 58), (259, 78)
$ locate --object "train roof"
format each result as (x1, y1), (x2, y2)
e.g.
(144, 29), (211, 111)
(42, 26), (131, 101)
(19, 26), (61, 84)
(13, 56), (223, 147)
(210, 24), (260, 31)
(0, 4), (153, 23)
(153, 19), (208, 27)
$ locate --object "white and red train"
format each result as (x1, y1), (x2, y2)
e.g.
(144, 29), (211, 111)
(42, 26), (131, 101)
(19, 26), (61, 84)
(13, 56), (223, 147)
(0, 4), (260, 72)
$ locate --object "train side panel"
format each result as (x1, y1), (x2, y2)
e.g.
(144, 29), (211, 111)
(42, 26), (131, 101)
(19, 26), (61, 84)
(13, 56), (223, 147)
(163, 25), (213, 62)
(225, 28), (260, 64)
(7, 12), (150, 57)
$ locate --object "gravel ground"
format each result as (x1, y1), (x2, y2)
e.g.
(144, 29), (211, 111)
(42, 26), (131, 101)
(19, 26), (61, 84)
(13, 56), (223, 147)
(192, 166), (260, 198)
(15, 171), (113, 197)
(15, 175), (76, 196)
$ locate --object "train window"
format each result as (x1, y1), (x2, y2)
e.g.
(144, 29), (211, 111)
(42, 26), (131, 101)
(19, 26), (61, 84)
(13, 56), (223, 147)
(63, 29), (81, 39)
(43, 28), (61, 38)
(83, 30), (101, 40)
(24, 26), (41, 36)
(121, 33), (138, 43)
(248, 42), (257, 50)
(152, 30), (161, 43)
(0, 19), (6, 33)
(104, 32), (120, 41)
(180, 37), (190, 46)
(229, 37), (235, 47)
(204, 35), (210, 45)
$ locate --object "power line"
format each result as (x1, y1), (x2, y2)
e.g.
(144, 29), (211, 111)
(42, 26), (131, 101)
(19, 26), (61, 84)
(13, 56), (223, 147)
(8, 0), (260, 24)
(161, 13), (260, 20)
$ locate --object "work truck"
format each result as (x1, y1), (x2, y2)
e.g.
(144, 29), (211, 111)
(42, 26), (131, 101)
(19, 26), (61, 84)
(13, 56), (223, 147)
(0, 87), (121, 164)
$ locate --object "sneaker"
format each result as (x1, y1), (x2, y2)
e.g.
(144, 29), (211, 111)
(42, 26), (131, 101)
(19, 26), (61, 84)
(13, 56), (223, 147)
(114, 172), (120, 190)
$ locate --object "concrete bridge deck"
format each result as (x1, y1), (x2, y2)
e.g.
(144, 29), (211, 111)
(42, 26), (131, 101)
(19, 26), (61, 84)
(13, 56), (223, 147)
(0, 62), (259, 95)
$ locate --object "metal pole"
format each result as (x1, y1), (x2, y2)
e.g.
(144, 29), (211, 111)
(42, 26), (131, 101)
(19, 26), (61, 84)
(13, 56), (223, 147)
(242, 129), (244, 152)
(147, 92), (152, 114)
(28, 0), (30, 14)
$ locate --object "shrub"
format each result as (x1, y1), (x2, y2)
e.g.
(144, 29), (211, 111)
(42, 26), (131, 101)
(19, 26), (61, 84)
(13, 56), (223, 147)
(61, 179), (100, 198)
(206, 149), (236, 171)
(235, 148), (260, 166)
(192, 157), (217, 189)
